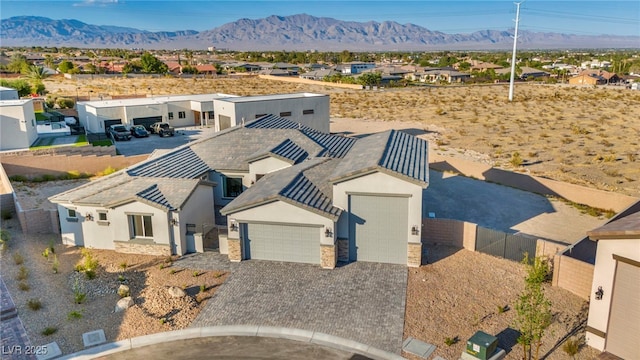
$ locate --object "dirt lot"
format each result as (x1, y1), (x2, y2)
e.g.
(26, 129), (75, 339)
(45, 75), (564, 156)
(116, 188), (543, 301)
(44, 75), (640, 198)
(403, 246), (600, 360)
(0, 217), (227, 356)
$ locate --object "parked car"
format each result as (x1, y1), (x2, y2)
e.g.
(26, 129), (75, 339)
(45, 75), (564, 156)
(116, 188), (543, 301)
(130, 125), (150, 138)
(150, 122), (175, 137)
(108, 125), (132, 141)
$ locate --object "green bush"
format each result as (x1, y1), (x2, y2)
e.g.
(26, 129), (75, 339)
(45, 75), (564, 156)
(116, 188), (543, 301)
(41, 174), (57, 181)
(16, 266), (28, 280)
(27, 299), (42, 311)
(85, 269), (96, 280)
(13, 252), (24, 265)
(52, 255), (59, 274)
(67, 310), (83, 320)
(8, 175), (28, 182)
(42, 327), (58, 336)
(73, 278), (86, 304)
(200, 284), (206, 293)
(18, 282), (30, 291)
(444, 336), (459, 346)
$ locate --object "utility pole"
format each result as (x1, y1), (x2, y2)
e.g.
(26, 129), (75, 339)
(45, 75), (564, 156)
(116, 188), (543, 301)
(508, 1), (523, 102)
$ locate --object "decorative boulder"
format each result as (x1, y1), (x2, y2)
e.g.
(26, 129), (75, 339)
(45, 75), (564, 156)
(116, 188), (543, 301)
(167, 286), (186, 298)
(117, 284), (130, 298)
(115, 297), (134, 312)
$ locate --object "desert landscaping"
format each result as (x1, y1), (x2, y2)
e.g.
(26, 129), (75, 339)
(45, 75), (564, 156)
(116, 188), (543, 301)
(44, 75), (640, 199)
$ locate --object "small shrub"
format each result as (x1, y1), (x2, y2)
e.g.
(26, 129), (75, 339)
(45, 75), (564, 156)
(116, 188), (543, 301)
(159, 318), (166, 324)
(102, 166), (117, 176)
(170, 269), (177, 275)
(497, 305), (509, 313)
(48, 240), (55, 254)
(8, 175), (27, 182)
(444, 336), (459, 346)
(214, 272), (224, 278)
(67, 310), (83, 320)
(42, 247), (50, 260)
(16, 266), (28, 281)
(74, 263), (85, 272)
(27, 299), (42, 311)
(562, 337), (581, 356)
(117, 286), (130, 298)
(159, 263), (164, 270)
(18, 282), (30, 291)
(1, 210), (12, 220)
(119, 261), (128, 270)
(85, 269), (96, 280)
(200, 284), (206, 293)
(193, 271), (200, 277)
(73, 279), (86, 304)
(52, 255), (59, 274)
(13, 252), (24, 265)
(118, 274), (125, 282)
(81, 249), (99, 271)
(41, 174), (57, 181)
(510, 152), (523, 167)
(42, 327), (58, 336)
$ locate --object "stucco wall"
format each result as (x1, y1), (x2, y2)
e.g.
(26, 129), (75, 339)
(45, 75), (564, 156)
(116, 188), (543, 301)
(552, 254), (594, 300)
(258, 74), (364, 90)
(332, 171), (423, 245)
(1, 153), (147, 178)
(210, 171), (250, 211)
(585, 239), (640, 350)
(0, 100), (37, 150)
(176, 184), (216, 254)
(249, 157), (291, 183)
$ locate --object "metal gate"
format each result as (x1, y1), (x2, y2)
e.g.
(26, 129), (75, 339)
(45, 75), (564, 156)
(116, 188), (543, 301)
(475, 226), (537, 262)
(133, 116), (162, 130)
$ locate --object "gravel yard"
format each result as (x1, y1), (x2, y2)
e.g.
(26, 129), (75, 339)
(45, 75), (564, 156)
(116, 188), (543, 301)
(403, 246), (600, 360)
(0, 217), (227, 357)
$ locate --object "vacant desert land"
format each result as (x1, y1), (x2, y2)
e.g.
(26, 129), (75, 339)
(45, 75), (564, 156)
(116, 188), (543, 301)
(44, 75), (640, 198)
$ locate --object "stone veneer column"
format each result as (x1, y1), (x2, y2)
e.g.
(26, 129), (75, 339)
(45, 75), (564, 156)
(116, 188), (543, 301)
(407, 242), (422, 267)
(321, 244), (336, 269)
(227, 238), (242, 262)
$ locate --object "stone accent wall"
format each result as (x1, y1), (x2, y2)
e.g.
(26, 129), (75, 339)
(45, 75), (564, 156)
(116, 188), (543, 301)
(321, 244), (336, 269)
(407, 243), (422, 267)
(337, 238), (349, 262)
(227, 238), (242, 262)
(114, 241), (171, 256)
(552, 254), (594, 300)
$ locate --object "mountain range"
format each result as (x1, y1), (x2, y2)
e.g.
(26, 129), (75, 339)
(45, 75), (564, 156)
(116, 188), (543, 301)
(2, 14), (639, 51)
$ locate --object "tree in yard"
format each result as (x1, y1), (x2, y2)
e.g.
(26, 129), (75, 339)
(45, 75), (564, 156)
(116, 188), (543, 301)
(140, 52), (168, 74)
(357, 72), (382, 87)
(57, 60), (76, 74)
(514, 254), (552, 360)
(26, 65), (49, 94)
(8, 54), (30, 74)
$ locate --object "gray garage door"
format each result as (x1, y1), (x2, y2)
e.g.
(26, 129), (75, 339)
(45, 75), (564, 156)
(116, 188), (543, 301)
(103, 119), (121, 134)
(133, 116), (162, 130)
(606, 259), (640, 360)
(349, 194), (408, 264)
(243, 223), (320, 264)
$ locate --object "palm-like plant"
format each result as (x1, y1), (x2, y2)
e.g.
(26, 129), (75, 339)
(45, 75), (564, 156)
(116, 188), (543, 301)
(26, 65), (49, 95)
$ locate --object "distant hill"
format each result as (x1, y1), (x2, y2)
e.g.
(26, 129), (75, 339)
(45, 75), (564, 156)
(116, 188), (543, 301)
(2, 14), (639, 50)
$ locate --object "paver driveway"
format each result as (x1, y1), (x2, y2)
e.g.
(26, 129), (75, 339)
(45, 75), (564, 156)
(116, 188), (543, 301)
(177, 253), (407, 354)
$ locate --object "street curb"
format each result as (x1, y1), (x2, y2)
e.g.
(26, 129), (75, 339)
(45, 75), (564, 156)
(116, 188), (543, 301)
(57, 325), (405, 360)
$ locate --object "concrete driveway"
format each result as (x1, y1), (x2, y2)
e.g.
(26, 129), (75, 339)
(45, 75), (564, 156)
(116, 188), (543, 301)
(114, 126), (219, 156)
(424, 170), (607, 243)
(177, 254), (407, 354)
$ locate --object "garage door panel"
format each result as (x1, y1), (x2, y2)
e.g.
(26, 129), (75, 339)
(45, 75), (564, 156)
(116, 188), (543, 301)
(606, 261), (640, 359)
(244, 223), (320, 264)
(349, 195), (408, 264)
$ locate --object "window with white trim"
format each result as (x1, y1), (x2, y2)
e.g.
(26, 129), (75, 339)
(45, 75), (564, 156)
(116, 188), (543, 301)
(68, 209), (77, 217)
(129, 214), (153, 238)
(98, 211), (108, 221)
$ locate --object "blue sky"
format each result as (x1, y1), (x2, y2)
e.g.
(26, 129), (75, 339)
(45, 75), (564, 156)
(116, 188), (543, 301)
(2, 1), (639, 36)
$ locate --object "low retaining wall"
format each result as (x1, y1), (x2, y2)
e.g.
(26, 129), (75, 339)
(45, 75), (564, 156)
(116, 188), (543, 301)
(1, 153), (147, 178)
(258, 74), (364, 90)
(429, 153), (638, 213)
(15, 202), (59, 235)
(421, 218), (476, 250)
(552, 254), (594, 300)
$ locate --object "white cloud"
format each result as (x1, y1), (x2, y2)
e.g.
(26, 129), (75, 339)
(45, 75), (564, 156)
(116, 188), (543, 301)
(73, 0), (120, 7)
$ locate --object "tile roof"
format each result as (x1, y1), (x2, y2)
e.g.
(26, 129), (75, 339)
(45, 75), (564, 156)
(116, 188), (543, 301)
(136, 184), (174, 210)
(330, 130), (429, 187)
(245, 114), (312, 130)
(302, 130), (356, 158)
(127, 147), (210, 178)
(221, 158), (342, 220)
(247, 139), (309, 165)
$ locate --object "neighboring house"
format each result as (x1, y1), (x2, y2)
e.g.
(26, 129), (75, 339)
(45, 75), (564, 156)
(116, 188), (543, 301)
(258, 69), (290, 76)
(337, 62), (376, 75)
(585, 211), (640, 360)
(0, 86), (19, 100)
(422, 68), (471, 83)
(272, 62), (300, 75)
(49, 114), (429, 269)
(212, 93), (330, 133)
(578, 70), (620, 84)
(0, 99), (38, 151)
(568, 74), (606, 86)
(465, 60), (503, 72)
(299, 69), (339, 81)
(495, 66), (550, 80)
(77, 93), (237, 134)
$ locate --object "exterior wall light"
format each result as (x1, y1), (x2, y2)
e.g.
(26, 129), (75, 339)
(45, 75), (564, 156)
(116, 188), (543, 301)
(595, 286), (604, 300)
(325, 228), (333, 238)
(170, 218), (179, 226)
(85, 213), (94, 221)
(411, 225), (420, 236)
(229, 220), (239, 232)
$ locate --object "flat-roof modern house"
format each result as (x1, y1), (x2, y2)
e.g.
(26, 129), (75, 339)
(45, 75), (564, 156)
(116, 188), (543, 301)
(0, 99), (38, 151)
(77, 92), (330, 135)
(585, 211), (640, 360)
(49, 114), (429, 269)
(213, 93), (330, 133)
(77, 93), (236, 134)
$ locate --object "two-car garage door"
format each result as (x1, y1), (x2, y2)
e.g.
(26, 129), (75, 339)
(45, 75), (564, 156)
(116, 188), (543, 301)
(349, 194), (408, 264)
(242, 223), (320, 264)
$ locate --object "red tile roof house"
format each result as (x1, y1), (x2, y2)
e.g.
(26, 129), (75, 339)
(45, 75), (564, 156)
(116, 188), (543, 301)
(49, 115), (429, 269)
(585, 210), (640, 360)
